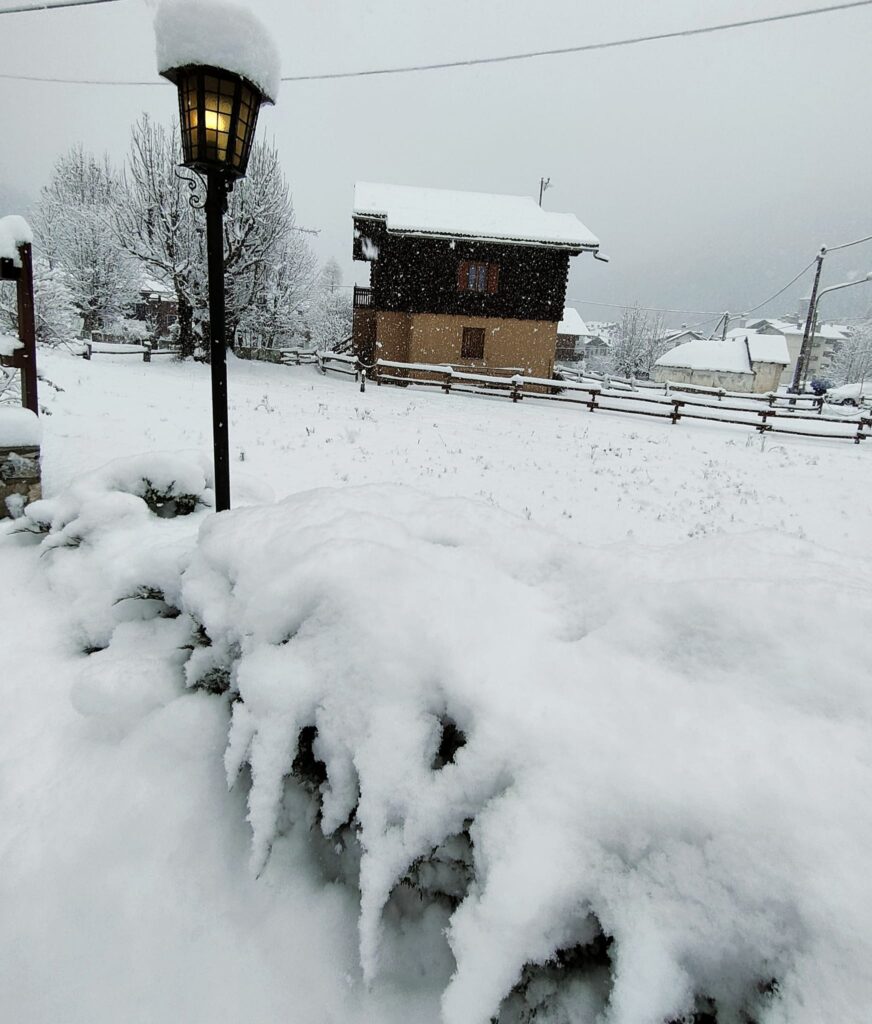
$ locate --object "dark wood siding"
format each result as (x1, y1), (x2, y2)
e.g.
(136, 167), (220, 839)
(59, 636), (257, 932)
(354, 218), (572, 322)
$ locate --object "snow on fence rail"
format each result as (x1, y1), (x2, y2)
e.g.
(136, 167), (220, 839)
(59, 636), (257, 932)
(557, 363), (826, 411)
(310, 357), (870, 444)
(82, 341), (176, 362)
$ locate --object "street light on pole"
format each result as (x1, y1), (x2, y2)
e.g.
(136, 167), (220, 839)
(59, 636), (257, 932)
(792, 272), (872, 392)
(157, 64), (273, 512)
(156, 0), (279, 512)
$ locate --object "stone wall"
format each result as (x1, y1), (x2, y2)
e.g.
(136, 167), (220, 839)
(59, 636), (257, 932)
(0, 445), (41, 518)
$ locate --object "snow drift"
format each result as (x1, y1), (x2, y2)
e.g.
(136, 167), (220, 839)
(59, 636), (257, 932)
(12, 457), (872, 1023)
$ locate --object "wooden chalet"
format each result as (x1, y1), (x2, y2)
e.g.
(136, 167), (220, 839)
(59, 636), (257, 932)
(351, 183), (600, 378)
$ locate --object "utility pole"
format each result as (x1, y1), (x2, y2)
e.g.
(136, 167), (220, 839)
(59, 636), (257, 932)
(538, 177), (551, 207)
(791, 247), (826, 393)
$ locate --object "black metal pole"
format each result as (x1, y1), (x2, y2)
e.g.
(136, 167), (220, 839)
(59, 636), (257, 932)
(16, 242), (38, 416)
(205, 171), (231, 512)
(791, 247), (825, 394)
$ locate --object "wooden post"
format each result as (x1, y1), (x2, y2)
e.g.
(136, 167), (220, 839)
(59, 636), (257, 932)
(16, 243), (38, 415)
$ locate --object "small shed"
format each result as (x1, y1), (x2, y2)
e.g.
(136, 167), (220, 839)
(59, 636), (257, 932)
(555, 306), (589, 362)
(653, 333), (789, 393)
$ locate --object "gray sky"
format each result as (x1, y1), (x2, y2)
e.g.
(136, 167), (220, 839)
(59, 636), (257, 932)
(2, 0), (871, 328)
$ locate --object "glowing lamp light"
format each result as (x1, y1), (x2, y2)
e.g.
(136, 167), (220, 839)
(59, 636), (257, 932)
(159, 64), (270, 179)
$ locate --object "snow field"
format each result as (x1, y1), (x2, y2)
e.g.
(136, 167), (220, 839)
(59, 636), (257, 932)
(2, 349), (872, 1023)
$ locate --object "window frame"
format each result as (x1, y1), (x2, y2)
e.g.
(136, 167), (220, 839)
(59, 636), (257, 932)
(461, 326), (486, 360)
(457, 260), (500, 295)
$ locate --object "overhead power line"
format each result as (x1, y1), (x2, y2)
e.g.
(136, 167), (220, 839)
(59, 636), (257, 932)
(1, 0), (870, 83)
(0, 0), (118, 12)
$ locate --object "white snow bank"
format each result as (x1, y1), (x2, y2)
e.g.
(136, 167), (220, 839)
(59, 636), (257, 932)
(154, 0), (281, 102)
(13, 447), (872, 1023)
(0, 407), (41, 446)
(354, 182), (599, 251)
(169, 485), (872, 1024)
(0, 215), (32, 265)
(0, 332), (22, 357)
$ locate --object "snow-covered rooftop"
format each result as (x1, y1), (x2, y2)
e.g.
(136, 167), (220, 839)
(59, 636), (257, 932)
(745, 318), (847, 342)
(744, 333), (790, 365)
(659, 333), (790, 373)
(0, 215), (32, 266)
(353, 182), (599, 251)
(558, 307), (588, 336)
(154, 0), (281, 103)
(657, 339), (751, 374)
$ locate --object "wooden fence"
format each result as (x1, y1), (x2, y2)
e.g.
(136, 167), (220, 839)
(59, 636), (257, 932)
(82, 341), (176, 362)
(356, 358), (871, 444)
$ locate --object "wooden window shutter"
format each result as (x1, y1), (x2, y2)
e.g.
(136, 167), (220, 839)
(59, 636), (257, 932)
(486, 264), (500, 294)
(457, 260), (469, 292)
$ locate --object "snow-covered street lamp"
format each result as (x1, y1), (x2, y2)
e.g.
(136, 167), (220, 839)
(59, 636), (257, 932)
(155, 0), (279, 511)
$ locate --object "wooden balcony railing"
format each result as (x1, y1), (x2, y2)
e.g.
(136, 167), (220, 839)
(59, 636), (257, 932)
(353, 286), (373, 308)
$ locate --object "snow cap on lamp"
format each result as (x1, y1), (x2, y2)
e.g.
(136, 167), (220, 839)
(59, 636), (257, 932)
(154, 0), (281, 103)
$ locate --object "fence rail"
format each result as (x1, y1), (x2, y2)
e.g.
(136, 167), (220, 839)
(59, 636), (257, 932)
(362, 359), (870, 444)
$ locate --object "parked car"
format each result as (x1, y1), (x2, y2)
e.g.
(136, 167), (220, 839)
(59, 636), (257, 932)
(826, 382), (872, 407)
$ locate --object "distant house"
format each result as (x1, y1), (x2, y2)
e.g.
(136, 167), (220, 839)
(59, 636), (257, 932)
(658, 327), (705, 347)
(134, 279), (178, 339)
(739, 318), (847, 385)
(555, 307), (590, 362)
(584, 335), (611, 362)
(351, 182), (601, 378)
(653, 333), (789, 393)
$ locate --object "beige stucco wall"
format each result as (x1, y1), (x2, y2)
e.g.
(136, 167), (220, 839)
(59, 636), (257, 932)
(653, 362), (785, 393)
(374, 312), (412, 363)
(652, 365), (756, 392)
(407, 314), (558, 378)
(751, 361), (785, 393)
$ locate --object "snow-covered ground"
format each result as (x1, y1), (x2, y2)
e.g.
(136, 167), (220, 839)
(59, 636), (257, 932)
(3, 349), (872, 1024)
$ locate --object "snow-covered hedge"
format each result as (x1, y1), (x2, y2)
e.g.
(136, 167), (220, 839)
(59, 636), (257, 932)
(12, 466), (872, 1023)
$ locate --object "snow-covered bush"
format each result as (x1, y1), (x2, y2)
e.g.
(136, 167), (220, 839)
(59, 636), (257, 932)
(14, 473), (872, 1023)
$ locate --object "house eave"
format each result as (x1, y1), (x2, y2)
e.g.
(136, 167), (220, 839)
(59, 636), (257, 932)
(353, 214), (597, 254)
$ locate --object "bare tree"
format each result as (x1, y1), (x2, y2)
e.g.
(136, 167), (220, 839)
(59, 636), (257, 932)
(607, 304), (669, 378)
(115, 116), (314, 357)
(223, 141), (316, 345)
(831, 321), (872, 385)
(31, 146), (138, 333)
(114, 116), (205, 358)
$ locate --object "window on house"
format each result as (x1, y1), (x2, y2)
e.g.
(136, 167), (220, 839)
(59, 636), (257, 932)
(461, 327), (486, 359)
(457, 260), (500, 294)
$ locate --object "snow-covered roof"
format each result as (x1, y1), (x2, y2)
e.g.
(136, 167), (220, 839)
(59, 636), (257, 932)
(154, 0), (281, 102)
(558, 307), (588, 336)
(657, 339), (752, 374)
(353, 182), (599, 251)
(141, 278), (173, 296)
(659, 333), (790, 373)
(745, 318), (847, 342)
(743, 333), (790, 365)
(0, 215), (32, 266)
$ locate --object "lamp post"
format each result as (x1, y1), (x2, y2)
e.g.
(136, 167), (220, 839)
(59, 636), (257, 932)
(798, 272), (872, 390)
(158, 63), (273, 511)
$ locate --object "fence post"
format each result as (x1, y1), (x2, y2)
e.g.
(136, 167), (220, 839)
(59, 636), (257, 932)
(375, 361), (381, 386)
(670, 400), (683, 424)
(143, 343), (151, 363)
(442, 370), (452, 395)
(83, 341), (92, 360)
(359, 360), (366, 393)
